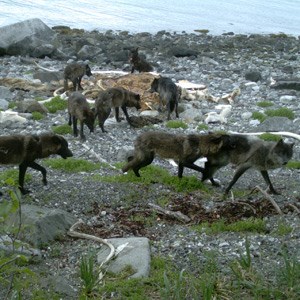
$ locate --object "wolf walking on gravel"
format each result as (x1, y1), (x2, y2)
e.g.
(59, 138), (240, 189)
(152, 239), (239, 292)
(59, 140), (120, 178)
(0, 133), (73, 195)
(122, 131), (231, 184)
(202, 134), (294, 194)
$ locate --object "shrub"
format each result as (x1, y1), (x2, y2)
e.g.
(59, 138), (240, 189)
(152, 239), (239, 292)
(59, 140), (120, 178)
(52, 124), (72, 135)
(259, 133), (282, 142)
(252, 111), (267, 122)
(265, 107), (295, 120)
(256, 101), (274, 107)
(166, 120), (188, 129)
(31, 111), (44, 121)
(43, 96), (67, 113)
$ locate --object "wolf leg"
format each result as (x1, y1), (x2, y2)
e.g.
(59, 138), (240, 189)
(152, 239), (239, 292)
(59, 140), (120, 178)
(260, 170), (280, 194)
(115, 107), (121, 122)
(19, 163), (30, 194)
(28, 161), (47, 186)
(68, 113), (72, 126)
(225, 164), (251, 194)
(121, 106), (132, 125)
(79, 121), (86, 141)
(77, 76), (83, 90)
(72, 116), (78, 137)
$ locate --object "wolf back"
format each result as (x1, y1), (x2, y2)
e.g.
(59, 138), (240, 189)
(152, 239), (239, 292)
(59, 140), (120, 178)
(95, 87), (141, 132)
(150, 77), (179, 120)
(0, 133), (73, 195)
(122, 131), (231, 184)
(202, 134), (294, 194)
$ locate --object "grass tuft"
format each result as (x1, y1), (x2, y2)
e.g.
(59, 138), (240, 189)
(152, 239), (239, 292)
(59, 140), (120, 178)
(43, 158), (101, 173)
(52, 124), (73, 135)
(265, 107), (295, 120)
(166, 120), (188, 129)
(43, 96), (67, 113)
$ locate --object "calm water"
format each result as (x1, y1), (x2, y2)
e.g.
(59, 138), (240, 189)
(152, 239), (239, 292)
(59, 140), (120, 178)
(0, 0), (299, 35)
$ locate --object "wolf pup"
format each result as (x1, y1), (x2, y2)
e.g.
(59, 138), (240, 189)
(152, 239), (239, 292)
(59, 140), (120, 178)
(0, 133), (73, 195)
(68, 91), (95, 140)
(64, 63), (92, 91)
(150, 77), (179, 120)
(95, 87), (141, 130)
(129, 47), (153, 73)
(202, 134), (294, 194)
(122, 131), (230, 184)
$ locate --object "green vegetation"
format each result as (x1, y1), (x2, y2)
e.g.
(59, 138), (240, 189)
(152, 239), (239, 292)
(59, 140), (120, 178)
(197, 123), (209, 131)
(0, 169), (31, 187)
(256, 100), (274, 107)
(43, 96), (67, 113)
(272, 220), (293, 236)
(258, 133), (282, 142)
(8, 101), (17, 109)
(265, 107), (295, 120)
(165, 120), (188, 129)
(95, 164), (208, 193)
(192, 218), (267, 234)
(287, 160), (300, 169)
(31, 111), (44, 121)
(52, 124), (73, 135)
(44, 158), (101, 173)
(252, 111), (267, 123)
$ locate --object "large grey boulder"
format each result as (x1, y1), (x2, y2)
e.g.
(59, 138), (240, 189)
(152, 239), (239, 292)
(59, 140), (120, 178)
(0, 19), (57, 57)
(6, 204), (77, 248)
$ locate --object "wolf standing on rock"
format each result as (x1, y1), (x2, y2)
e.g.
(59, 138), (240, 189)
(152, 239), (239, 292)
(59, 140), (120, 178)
(95, 87), (141, 131)
(202, 134), (294, 194)
(64, 63), (92, 91)
(122, 131), (231, 184)
(0, 133), (73, 195)
(68, 92), (95, 140)
(150, 77), (179, 120)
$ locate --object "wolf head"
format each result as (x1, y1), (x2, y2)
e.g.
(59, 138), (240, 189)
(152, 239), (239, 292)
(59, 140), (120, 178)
(127, 92), (141, 110)
(40, 134), (73, 159)
(85, 64), (93, 77)
(149, 78), (159, 93)
(129, 47), (139, 63)
(266, 139), (294, 168)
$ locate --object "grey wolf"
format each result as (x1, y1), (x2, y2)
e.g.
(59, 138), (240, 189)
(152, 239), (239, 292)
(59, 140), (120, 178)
(68, 91), (95, 140)
(95, 87), (141, 131)
(64, 63), (92, 91)
(149, 77), (179, 120)
(129, 47), (153, 73)
(122, 131), (231, 184)
(0, 133), (73, 195)
(202, 134), (294, 194)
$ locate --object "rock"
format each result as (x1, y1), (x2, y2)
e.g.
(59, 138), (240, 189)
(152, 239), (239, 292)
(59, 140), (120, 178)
(17, 99), (49, 114)
(0, 99), (9, 110)
(0, 86), (13, 100)
(0, 18), (57, 57)
(33, 70), (63, 83)
(254, 116), (293, 132)
(97, 237), (151, 278)
(245, 70), (262, 82)
(5, 204), (77, 248)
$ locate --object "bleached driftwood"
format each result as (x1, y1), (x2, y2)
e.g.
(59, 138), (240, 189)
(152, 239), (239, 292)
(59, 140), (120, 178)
(148, 203), (191, 223)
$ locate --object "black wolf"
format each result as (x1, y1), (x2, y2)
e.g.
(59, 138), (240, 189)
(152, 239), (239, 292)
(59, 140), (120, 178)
(202, 134), (294, 194)
(129, 47), (153, 73)
(95, 87), (141, 131)
(0, 133), (73, 195)
(150, 77), (179, 120)
(122, 131), (231, 184)
(64, 63), (92, 91)
(68, 92), (95, 141)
